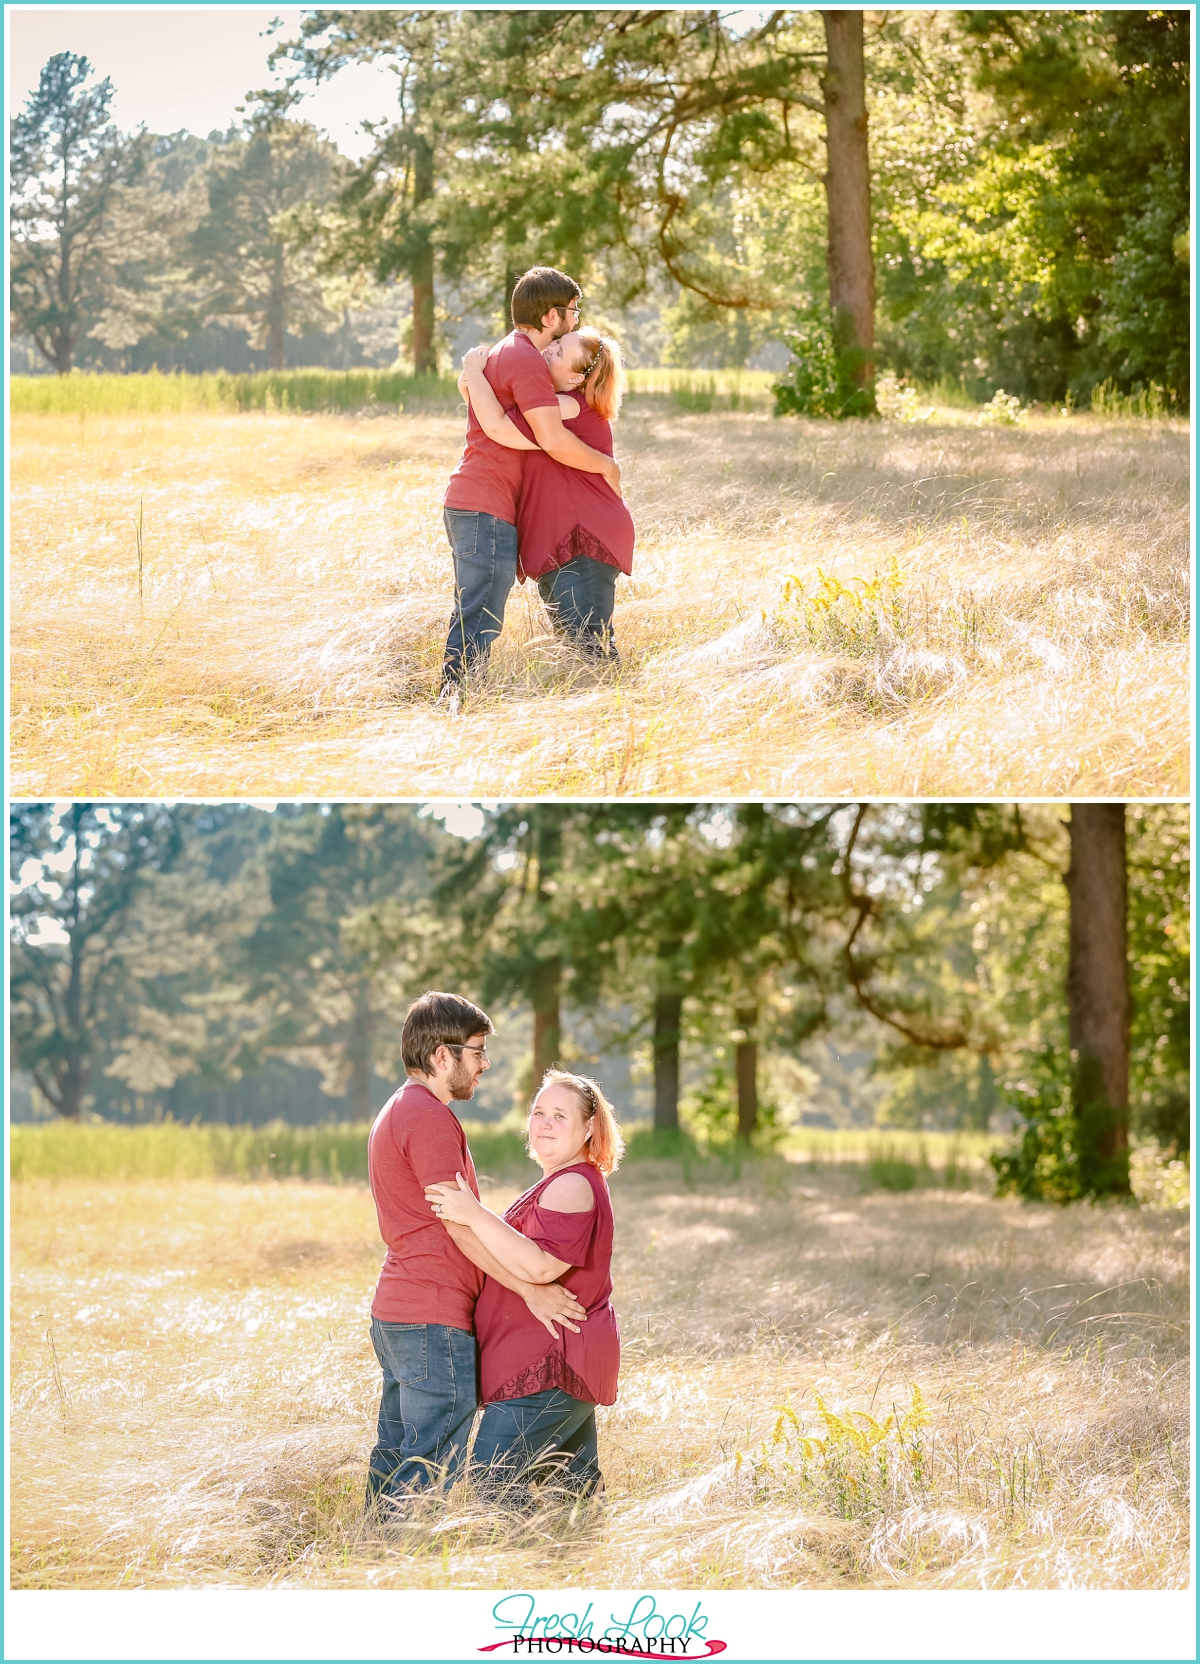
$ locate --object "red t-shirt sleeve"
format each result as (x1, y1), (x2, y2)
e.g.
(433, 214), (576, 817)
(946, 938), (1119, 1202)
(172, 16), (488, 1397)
(405, 1111), (470, 1191)
(522, 1198), (599, 1269)
(506, 349), (560, 415)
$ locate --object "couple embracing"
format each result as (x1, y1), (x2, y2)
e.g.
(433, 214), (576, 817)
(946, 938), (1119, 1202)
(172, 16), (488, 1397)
(365, 990), (623, 1510)
(439, 265), (635, 698)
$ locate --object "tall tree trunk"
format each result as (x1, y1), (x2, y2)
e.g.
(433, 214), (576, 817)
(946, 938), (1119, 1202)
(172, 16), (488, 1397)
(972, 1051), (1000, 1132)
(267, 243), (286, 371)
(1064, 804), (1132, 1196)
(54, 235), (74, 374)
(58, 1047), (89, 1118)
(531, 810), (563, 1084)
(52, 813), (90, 1116)
(347, 986), (373, 1120)
(532, 963), (561, 1082)
(820, 10), (875, 408)
(411, 131), (437, 373)
(735, 1003), (758, 1141)
(34, 1057), (88, 1119)
(653, 939), (683, 1132)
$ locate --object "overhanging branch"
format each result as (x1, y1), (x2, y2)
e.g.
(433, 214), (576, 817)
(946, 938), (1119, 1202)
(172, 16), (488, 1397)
(840, 804), (976, 1052)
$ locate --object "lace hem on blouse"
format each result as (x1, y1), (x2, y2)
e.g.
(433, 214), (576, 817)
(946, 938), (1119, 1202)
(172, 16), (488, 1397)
(553, 523), (620, 570)
(488, 1348), (594, 1406)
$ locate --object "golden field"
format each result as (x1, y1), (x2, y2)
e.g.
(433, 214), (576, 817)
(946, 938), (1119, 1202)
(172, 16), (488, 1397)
(10, 1156), (1189, 1589)
(8, 403), (1189, 798)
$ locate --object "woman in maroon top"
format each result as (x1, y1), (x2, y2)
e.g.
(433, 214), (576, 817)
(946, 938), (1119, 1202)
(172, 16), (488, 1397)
(459, 329), (635, 663)
(425, 1069), (623, 1497)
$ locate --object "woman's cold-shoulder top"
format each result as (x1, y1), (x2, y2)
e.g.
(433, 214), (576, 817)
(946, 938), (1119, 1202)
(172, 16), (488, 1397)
(474, 1160), (620, 1407)
(509, 392), (636, 583)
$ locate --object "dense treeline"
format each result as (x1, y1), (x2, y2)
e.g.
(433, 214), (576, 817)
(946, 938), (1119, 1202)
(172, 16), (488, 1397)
(8, 801), (1188, 1199)
(9, 9), (1189, 404)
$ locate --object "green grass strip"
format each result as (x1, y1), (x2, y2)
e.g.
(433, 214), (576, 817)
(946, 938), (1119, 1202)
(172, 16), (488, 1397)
(10, 365), (784, 417)
(8, 1119), (536, 1183)
(9, 368), (464, 417)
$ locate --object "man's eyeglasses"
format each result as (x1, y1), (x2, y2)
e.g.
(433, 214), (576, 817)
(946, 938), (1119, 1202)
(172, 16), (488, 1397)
(444, 1043), (489, 1060)
(557, 302), (583, 320)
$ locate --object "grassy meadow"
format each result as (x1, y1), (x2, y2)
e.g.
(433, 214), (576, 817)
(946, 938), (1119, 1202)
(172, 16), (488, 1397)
(9, 1130), (1189, 1590)
(9, 374), (1189, 797)
(8, 1118), (1001, 1186)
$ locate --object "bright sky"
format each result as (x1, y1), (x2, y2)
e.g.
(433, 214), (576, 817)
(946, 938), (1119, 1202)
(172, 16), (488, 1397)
(6, 5), (404, 159)
(8, 6), (775, 160)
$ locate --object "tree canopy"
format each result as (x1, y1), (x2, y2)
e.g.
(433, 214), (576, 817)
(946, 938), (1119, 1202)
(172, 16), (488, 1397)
(9, 801), (1189, 1203)
(9, 12), (1189, 403)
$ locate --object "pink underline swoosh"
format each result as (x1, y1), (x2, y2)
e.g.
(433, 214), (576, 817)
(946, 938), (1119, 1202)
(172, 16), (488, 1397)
(477, 1642), (727, 1659)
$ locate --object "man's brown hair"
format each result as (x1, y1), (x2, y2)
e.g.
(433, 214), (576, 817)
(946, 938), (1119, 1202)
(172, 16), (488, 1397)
(511, 265), (581, 329)
(402, 990), (493, 1075)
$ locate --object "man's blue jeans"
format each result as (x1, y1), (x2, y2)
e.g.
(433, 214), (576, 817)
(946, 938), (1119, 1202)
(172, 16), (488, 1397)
(471, 1388), (601, 1496)
(366, 1319), (477, 1504)
(537, 555), (620, 661)
(442, 508), (518, 684)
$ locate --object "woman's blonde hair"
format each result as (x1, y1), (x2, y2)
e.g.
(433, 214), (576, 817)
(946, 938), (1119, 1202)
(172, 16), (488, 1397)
(572, 328), (625, 423)
(534, 1068), (625, 1176)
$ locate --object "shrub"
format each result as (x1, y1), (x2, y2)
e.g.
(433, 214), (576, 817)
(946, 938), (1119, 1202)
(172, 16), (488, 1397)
(991, 1049), (1135, 1203)
(622, 1124), (700, 1162)
(991, 1060), (1083, 1204)
(768, 558), (905, 656)
(874, 372), (933, 422)
(977, 389), (1026, 427)
(737, 1387), (933, 1518)
(1136, 1089), (1191, 1160)
(773, 307), (875, 419)
(1089, 378), (1173, 419)
(869, 1158), (918, 1192)
(680, 1077), (787, 1148)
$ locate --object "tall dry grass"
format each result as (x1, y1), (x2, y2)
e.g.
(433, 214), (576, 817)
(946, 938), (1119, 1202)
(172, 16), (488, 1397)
(10, 1159), (1189, 1589)
(8, 404), (1189, 797)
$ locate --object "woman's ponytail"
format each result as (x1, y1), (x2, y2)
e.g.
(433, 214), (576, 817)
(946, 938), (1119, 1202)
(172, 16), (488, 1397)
(573, 328), (626, 423)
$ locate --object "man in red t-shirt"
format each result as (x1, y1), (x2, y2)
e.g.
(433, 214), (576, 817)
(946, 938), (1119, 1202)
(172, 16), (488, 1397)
(440, 265), (622, 698)
(365, 989), (586, 1507)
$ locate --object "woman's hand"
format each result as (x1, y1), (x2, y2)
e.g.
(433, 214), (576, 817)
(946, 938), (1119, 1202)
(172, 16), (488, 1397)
(461, 345), (491, 374)
(425, 1171), (480, 1226)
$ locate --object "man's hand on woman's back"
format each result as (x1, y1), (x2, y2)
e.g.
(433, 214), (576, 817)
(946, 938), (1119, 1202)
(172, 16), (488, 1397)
(523, 1280), (588, 1338)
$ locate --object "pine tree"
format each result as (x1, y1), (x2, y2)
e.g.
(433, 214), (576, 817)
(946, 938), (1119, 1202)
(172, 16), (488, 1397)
(233, 806), (434, 1116)
(188, 119), (340, 370)
(10, 53), (147, 373)
(9, 804), (183, 1116)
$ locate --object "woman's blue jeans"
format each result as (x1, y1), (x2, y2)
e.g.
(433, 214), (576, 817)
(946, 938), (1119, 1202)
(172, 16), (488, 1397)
(471, 1388), (601, 1496)
(366, 1319), (478, 1504)
(442, 508), (518, 684)
(537, 555), (619, 660)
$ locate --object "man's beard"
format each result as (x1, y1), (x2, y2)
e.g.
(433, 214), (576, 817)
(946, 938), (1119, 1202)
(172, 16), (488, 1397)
(448, 1058), (477, 1100)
